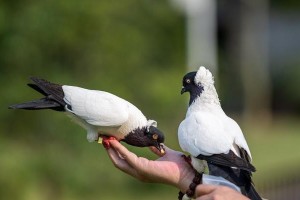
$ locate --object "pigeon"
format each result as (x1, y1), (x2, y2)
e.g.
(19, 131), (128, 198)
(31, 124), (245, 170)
(9, 77), (165, 152)
(178, 66), (262, 200)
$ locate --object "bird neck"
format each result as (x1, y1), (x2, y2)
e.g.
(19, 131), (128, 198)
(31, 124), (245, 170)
(190, 85), (220, 107)
(122, 127), (149, 147)
(118, 104), (148, 135)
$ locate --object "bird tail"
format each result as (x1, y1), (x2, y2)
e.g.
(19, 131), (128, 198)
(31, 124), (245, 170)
(9, 77), (66, 111)
(246, 184), (262, 200)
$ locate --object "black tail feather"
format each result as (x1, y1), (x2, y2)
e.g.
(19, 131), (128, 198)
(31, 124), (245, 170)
(9, 98), (63, 111)
(27, 83), (48, 96)
(9, 77), (66, 111)
(246, 184), (262, 200)
(29, 77), (65, 105)
(207, 163), (262, 200)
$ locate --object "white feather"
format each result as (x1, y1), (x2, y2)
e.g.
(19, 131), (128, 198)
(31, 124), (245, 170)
(178, 66), (252, 161)
(179, 109), (233, 157)
(63, 86), (129, 126)
(195, 66), (214, 87)
(225, 116), (252, 159)
(62, 85), (148, 140)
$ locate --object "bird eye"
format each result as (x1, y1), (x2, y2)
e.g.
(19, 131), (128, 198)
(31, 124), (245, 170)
(186, 79), (191, 84)
(152, 134), (158, 140)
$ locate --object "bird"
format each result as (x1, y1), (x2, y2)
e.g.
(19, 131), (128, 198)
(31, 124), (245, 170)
(9, 77), (165, 152)
(178, 66), (262, 200)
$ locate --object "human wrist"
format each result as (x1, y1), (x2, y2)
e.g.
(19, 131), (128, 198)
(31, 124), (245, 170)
(176, 159), (197, 192)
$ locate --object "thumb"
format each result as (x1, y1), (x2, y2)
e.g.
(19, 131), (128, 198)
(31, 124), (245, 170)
(195, 184), (217, 197)
(149, 144), (169, 157)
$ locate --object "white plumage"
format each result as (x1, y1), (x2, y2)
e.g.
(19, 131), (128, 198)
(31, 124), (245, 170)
(179, 66), (252, 166)
(178, 66), (262, 200)
(62, 86), (149, 142)
(9, 77), (164, 151)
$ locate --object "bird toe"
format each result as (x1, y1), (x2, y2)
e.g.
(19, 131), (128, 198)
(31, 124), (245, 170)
(101, 135), (117, 149)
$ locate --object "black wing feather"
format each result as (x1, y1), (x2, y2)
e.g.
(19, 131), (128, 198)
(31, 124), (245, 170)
(207, 163), (262, 200)
(196, 150), (256, 172)
(197, 149), (262, 199)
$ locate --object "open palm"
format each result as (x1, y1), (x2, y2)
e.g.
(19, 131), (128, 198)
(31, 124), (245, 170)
(105, 140), (195, 192)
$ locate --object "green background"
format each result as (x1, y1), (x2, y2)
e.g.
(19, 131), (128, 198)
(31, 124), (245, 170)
(1, 0), (300, 199)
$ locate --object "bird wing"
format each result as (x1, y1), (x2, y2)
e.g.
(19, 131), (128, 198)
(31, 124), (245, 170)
(197, 150), (256, 172)
(62, 86), (129, 127)
(225, 116), (252, 161)
(192, 114), (254, 172)
(178, 111), (233, 157)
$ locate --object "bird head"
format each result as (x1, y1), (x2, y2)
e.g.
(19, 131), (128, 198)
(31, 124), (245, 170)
(181, 66), (218, 105)
(122, 120), (165, 153)
(181, 71), (199, 95)
(145, 125), (165, 152)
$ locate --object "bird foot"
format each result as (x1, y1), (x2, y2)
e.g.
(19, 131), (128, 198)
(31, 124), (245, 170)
(100, 135), (116, 149)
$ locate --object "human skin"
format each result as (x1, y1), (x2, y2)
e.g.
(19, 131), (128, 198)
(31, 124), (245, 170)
(104, 140), (249, 200)
(105, 139), (195, 192)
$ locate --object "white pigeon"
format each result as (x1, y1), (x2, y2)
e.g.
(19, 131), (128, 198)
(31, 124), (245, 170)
(179, 66), (262, 200)
(9, 77), (165, 152)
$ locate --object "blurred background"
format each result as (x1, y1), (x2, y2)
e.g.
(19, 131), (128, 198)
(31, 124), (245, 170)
(1, 0), (300, 199)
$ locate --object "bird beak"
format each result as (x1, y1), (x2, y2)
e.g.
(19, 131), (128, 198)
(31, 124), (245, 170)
(155, 143), (165, 154)
(181, 86), (187, 95)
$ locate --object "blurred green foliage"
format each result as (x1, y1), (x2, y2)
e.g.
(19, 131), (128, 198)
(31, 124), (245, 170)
(0, 0), (187, 139)
(0, 1), (187, 199)
(1, 0), (300, 200)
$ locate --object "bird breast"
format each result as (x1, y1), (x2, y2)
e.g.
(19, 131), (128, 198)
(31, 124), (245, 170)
(178, 111), (233, 157)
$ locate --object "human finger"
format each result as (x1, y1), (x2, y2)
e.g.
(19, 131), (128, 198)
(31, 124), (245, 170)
(106, 146), (139, 178)
(108, 140), (147, 171)
(149, 144), (166, 157)
(195, 184), (217, 197)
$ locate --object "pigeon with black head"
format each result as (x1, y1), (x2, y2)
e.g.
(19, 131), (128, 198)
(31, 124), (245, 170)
(9, 77), (165, 153)
(178, 66), (262, 200)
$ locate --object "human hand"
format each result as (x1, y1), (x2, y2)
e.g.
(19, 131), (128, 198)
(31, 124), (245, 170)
(105, 140), (195, 192)
(195, 184), (249, 200)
